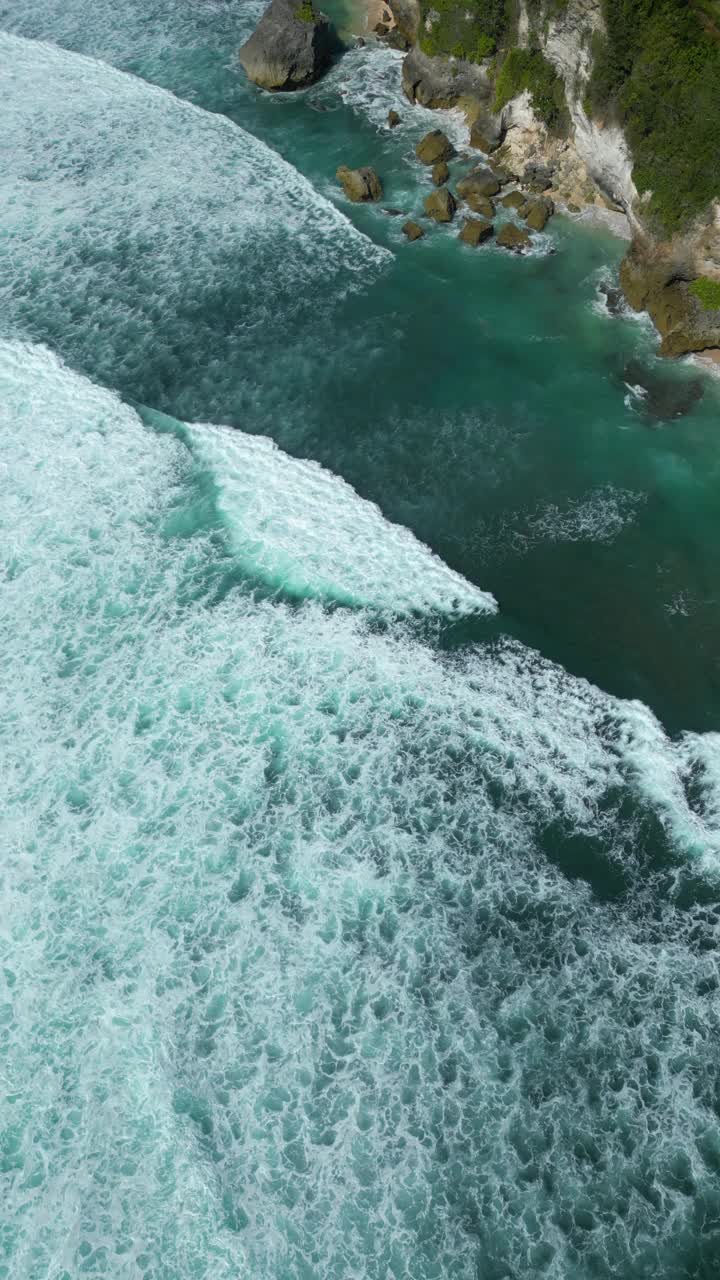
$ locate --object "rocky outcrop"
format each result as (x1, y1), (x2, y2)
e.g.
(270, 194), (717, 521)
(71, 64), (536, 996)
(387, 0), (420, 46)
(521, 196), (554, 231)
(403, 48), (490, 111)
(403, 219), (425, 240)
(619, 244), (720, 357)
(456, 168), (501, 201)
(336, 165), (383, 202)
(387, 109), (401, 128)
(424, 188), (457, 222)
(239, 0), (335, 91)
(415, 130), (455, 165)
(497, 223), (531, 252)
(431, 161), (450, 187)
(459, 217), (494, 246)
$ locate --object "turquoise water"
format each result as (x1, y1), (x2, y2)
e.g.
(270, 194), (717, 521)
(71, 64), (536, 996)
(1, 4), (720, 1278)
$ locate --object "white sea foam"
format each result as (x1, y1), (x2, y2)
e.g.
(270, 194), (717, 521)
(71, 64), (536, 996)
(185, 420), (497, 614)
(2, 341), (720, 1280)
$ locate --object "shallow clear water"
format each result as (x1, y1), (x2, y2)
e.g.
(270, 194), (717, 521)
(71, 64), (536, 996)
(1, 4), (720, 1278)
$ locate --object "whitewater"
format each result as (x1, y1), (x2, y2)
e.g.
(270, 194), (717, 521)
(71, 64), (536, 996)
(1, 7), (720, 1280)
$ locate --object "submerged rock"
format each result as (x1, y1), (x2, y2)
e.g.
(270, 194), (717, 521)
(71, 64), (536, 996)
(497, 223), (531, 253)
(424, 188), (457, 223)
(387, 109), (401, 128)
(431, 161), (450, 187)
(336, 165), (383, 202)
(459, 217), (494, 247)
(239, 0), (335, 91)
(620, 358), (704, 422)
(456, 168), (501, 202)
(416, 130), (455, 166)
(402, 219), (425, 240)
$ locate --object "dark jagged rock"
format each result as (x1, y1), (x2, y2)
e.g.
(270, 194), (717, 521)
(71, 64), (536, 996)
(424, 188), (457, 222)
(523, 161), (555, 193)
(375, 22), (389, 35)
(402, 47), (490, 111)
(431, 161), (450, 187)
(387, 109), (401, 128)
(459, 217), (494, 246)
(416, 130), (455, 165)
(239, 0), (335, 91)
(403, 219), (425, 240)
(497, 223), (531, 252)
(336, 165), (383, 202)
(382, 207), (405, 216)
(456, 167), (500, 201)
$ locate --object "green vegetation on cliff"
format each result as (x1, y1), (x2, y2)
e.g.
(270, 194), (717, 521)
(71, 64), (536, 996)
(690, 276), (720, 310)
(419, 0), (509, 62)
(494, 46), (568, 132)
(588, 0), (720, 232)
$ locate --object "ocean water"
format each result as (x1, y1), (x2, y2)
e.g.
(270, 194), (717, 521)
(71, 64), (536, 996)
(1, 4), (719, 1279)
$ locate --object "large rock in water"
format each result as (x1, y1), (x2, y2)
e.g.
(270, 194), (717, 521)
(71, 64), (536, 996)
(416, 130), (455, 166)
(459, 217), (493, 247)
(424, 188), (457, 223)
(497, 223), (531, 253)
(239, 0), (335, 91)
(456, 168), (500, 201)
(336, 165), (383, 202)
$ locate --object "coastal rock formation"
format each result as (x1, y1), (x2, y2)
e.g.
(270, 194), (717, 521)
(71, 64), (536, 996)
(239, 0), (335, 91)
(520, 196), (554, 232)
(497, 223), (531, 253)
(431, 161), (449, 187)
(387, 109), (401, 128)
(416, 130), (455, 165)
(336, 165), (383, 202)
(403, 219), (425, 240)
(620, 246), (720, 357)
(469, 112), (505, 154)
(424, 188), (457, 222)
(501, 190), (526, 211)
(403, 47), (490, 110)
(387, 0), (421, 46)
(459, 217), (494, 246)
(456, 168), (500, 201)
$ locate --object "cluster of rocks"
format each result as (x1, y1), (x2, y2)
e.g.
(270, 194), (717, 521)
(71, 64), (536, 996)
(335, 128), (555, 254)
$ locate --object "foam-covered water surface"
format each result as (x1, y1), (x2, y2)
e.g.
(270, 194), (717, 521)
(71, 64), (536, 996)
(2, 343), (720, 1280)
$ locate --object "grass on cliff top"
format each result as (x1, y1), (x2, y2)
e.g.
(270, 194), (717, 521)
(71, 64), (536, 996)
(690, 277), (720, 310)
(418, 0), (509, 62)
(294, 0), (315, 20)
(588, 0), (720, 233)
(494, 46), (568, 133)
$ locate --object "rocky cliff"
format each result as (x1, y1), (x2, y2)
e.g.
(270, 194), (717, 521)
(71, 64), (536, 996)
(389, 0), (720, 355)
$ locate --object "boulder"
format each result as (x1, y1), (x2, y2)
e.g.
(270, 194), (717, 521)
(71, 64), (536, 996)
(416, 130), (455, 165)
(387, 109), (401, 128)
(501, 190), (526, 211)
(239, 0), (335, 91)
(463, 193), (495, 217)
(459, 217), (494, 247)
(469, 112), (504, 154)
(402, 47), (491, 111)
(497, 223), (531, 252)
(431, 161), (450, 187)
(456, 167), (500, 201)
(520, 197), (554, 232)
(385, 29), (411, 50)
(402, 220), (425, 240)
(336, 165), (383, 202)
(374, 22), (389, 35)
(424, 188), (457, 223)
(620, 358), (704, 421)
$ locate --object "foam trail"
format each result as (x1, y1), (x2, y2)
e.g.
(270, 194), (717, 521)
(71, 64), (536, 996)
(2, 342), (720, 1280)
(185, 420), (497, 614)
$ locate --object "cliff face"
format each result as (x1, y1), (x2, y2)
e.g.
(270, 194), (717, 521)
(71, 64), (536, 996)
(392, 0), (720, 353)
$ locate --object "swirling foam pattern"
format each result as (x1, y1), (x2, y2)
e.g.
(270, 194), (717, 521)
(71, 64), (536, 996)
(1, 341), (720, 1280)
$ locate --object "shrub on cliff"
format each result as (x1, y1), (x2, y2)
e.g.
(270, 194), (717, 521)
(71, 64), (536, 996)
(587, 0), (720, 233)
(418, 0), (509, 62)
(494, 46), (568, 132)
